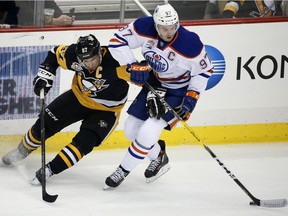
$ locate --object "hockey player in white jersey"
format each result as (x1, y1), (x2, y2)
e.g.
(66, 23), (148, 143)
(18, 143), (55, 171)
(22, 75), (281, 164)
(105, 3), (214, 188)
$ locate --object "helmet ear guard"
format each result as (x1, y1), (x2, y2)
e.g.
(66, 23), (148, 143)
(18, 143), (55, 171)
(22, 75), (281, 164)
(153, 4), (179, 33)
(75, 34), (101, 60)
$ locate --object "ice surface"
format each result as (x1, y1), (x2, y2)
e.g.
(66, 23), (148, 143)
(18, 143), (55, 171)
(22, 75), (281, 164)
(1, 143), (288, 216)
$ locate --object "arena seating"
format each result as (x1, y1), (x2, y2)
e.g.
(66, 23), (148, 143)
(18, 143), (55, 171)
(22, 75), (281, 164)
(56, 0), (166, 24)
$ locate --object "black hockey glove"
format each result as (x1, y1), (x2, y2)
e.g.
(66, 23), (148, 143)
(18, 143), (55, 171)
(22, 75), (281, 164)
(146, 87), (167, 119)
(127, 61), (150, 85)
(174, 90), (199, 121)
(33, 64), (56, 96)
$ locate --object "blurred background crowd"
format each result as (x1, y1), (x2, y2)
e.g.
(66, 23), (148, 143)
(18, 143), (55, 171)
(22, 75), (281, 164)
(0, 0), (288, 28)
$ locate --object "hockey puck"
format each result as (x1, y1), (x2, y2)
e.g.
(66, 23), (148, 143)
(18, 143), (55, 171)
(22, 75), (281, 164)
(249, 201), (256, 206)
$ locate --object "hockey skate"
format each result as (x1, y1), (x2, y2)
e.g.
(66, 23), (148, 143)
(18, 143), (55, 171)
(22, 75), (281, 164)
(2, 141), (32, 165)
(103, 166), (130, 190)
(145, 140), (170, 183)
(30, 164), (54, 186)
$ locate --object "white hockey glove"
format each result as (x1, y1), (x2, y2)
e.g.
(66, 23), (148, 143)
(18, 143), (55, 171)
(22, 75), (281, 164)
(146, 87), (167, 119)
(33, 64), (55, 96)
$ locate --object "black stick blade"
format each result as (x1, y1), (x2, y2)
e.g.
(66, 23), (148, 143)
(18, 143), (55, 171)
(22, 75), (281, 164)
(43, 192), (58, 203)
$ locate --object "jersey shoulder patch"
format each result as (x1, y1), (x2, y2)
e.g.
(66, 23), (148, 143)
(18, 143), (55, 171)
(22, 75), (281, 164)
(56, 44), (78, 70)
(101, 46), (120, 68)
(133, 17), (157, 39)
(171, 27), (204, 58)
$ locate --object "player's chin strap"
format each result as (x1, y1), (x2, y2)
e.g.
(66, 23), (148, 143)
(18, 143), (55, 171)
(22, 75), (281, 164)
(144, 82), (287, 208)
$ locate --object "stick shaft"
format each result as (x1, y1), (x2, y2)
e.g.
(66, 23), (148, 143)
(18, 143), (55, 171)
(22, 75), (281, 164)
(39, 89), (58, 203)
(40, 89), (46, 198)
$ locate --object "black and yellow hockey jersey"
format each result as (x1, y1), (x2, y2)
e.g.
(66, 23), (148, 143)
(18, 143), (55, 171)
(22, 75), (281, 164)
(43, 44), (132, 113)
(223, 0), (282, 17)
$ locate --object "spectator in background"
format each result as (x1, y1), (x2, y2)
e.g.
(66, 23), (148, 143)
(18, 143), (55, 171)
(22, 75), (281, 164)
(0, 1), (19, 26)
(221, 0), (283, 18)
(169, 1), (209, 20)
(16, 0), (75, 26)
(203, 0), (227, 19)
(282, 0), (288, 16)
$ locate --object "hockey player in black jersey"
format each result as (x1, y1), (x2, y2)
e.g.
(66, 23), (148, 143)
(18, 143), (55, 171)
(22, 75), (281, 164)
(2, 34), (150, 185)
(222, 0), (283, 18)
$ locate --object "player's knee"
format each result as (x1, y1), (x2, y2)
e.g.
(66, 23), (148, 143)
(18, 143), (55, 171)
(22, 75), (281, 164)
(124, 115), (143, 141)
(31, 119), (56, 139)
(30, 121), (41, 140)
(124, 127), (137, 142)
(136, 118), (166, 147)
(72, 129), (101, 155)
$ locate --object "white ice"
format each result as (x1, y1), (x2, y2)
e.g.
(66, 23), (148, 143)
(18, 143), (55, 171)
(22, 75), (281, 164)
(1, 143), (288, 216)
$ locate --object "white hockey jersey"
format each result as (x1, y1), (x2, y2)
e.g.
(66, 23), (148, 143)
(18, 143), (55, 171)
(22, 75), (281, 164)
(108, 16), (214, 93)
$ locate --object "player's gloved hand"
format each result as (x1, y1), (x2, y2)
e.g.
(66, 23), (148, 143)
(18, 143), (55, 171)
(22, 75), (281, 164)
(146, 87), (167, 119)
(127, 61), (150, 85)
(174, 90), (199, 121)
(33, 64), (56, 96)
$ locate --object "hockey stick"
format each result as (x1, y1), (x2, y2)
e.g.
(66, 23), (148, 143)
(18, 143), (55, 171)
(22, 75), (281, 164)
(40, 88), (58, 203)
(144, 82), (287, 208)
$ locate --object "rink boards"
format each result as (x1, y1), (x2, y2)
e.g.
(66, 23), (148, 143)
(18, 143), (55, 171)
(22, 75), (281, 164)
(0, 20), (287, 151)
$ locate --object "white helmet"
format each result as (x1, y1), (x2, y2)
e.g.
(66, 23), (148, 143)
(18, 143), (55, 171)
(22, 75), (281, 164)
(153, 4), (179, 32)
